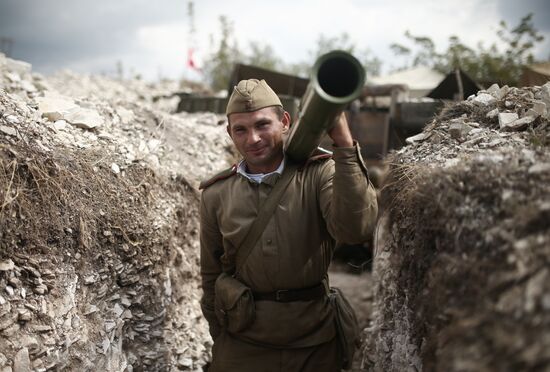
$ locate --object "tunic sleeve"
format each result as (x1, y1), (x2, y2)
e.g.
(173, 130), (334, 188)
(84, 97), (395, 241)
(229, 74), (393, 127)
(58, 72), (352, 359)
(319, 142), (378, 244)
(199, 192), (224, 339)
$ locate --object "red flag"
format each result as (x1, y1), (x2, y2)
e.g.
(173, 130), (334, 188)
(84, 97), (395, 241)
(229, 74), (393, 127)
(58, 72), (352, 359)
(187, 48), (200, 71)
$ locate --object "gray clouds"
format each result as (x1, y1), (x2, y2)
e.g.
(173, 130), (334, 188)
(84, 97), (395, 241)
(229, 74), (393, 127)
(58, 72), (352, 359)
(0, 0), (187, 74)
(497, 0), (550, 31)
(0, 0), (549, 80)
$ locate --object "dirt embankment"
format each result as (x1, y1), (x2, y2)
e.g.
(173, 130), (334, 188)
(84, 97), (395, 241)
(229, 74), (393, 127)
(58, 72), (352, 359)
(0, 54), (233, 371)
(364, 84), (550, 372)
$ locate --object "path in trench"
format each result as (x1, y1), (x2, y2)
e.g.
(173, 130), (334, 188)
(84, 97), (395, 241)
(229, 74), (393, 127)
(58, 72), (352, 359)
(329, 264), (375, 371)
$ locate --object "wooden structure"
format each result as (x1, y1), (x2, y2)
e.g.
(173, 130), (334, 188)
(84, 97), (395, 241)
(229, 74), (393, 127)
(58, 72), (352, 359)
(427, 69), (481, 100)
(520, 63), (550, 87)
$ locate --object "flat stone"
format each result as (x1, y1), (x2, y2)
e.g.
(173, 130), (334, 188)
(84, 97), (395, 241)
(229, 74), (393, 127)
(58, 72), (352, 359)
(496, 85), (510, 100)
(71, 315), (81, 329)
(525, 101), (547, 118)
(33, 284), (47, 295)
(405, 132), (430, 145)
(486, 108), (499, 119)
(113, 303), (124, 318)
(0, 314), (17, 331)
(148, 139), (162, 151)
(540, 82), (550, 106)
(1, 322), (19, 337)
(36, 92), (77, 122)
(64, 107), (103, 129)
(501, 115), (535, 131)
(84, 304), (98, 315)
(5, 115), (19, 124)
(0, 260), (14, 271)
(0, 125), (17, 137)
(13, 347), (31, 372)
(24, 266), (41, 278)
(53, 120), (68, 130)
(111, 163), (120, 174)
(121, 297), (131, 307)
(5, 72), (21, 83)
(528, 163), (550, 174)
(24, 303), (37, 312)
(5, 286), (14, 296)
(486, 83), (500, 96)
(31, 358), (43, 370)
(30, 325), (52, 333)
(117, 107), (135, 124)
(498, 112), (519, 129)
(177, 357), (193, 368)
(104, 320), (116, 332)
(18, 309), (32, 322)
(449, 122), (471, 140)
(8, 277), (21, 288)
(20, 80), (36, 93)
(473, 93), (496, 106)
(101, 338), (110, 354)
(0, 352), (7, 366)
(83, 275), (96, 285)
(121, 309), (133, 319)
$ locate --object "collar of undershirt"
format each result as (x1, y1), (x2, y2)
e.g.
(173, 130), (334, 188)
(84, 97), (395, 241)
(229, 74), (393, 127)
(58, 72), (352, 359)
(237, 156), (285, 185)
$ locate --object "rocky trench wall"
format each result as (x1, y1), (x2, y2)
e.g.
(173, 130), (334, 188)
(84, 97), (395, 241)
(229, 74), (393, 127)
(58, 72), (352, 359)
(0, 54), (235, 371)
(364, 83), (550, 372)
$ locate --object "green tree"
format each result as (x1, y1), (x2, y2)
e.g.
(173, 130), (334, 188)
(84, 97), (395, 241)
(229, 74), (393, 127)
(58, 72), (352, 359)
(310, 33), (356, 59)
(202, 20), (384, 89)
(359, 49), (383, 77)
(286, 32), (382, 78)
(246, 41), (282, 71)
(289, 32), (357, 77)
(390, 13), (545, 86)
(203, 15), (242, 91)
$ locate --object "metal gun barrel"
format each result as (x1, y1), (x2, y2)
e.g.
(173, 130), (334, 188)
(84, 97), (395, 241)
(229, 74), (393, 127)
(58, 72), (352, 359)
(284, 50), (365, 161)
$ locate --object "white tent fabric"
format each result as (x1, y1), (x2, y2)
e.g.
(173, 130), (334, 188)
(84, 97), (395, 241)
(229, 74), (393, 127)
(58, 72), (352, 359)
(368, 67), (445, 97)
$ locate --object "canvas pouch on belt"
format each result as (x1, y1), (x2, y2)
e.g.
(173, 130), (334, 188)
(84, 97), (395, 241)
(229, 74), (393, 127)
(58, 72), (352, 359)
(329, 287), (360, 369)
(214, 272), (255, 333)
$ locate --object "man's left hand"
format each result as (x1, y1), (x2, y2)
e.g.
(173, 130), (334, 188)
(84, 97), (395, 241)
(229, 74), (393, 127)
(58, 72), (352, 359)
(328, 112), (354, 148)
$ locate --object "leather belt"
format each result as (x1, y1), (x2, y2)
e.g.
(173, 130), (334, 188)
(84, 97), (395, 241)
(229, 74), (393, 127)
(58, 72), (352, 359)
(253, 283), (326, 302)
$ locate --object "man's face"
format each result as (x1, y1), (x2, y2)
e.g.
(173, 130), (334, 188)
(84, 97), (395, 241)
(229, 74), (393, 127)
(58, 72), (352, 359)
(227, 107), (290, 174)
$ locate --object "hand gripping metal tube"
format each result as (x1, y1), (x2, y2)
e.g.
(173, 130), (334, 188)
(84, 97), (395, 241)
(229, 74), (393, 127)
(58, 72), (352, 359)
(284, 50), (365, 161)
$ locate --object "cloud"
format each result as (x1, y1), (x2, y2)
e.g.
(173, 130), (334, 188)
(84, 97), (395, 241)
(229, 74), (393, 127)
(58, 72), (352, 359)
(0, 0), (187, 76)
(1, 0), (548, 80)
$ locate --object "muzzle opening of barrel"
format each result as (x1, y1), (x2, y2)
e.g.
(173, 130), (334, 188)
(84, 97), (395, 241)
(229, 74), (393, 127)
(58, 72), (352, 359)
(317, 57), (360, 98)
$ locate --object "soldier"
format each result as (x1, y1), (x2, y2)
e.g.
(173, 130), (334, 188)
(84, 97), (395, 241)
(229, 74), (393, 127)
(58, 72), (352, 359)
(199, 79), (378, 371)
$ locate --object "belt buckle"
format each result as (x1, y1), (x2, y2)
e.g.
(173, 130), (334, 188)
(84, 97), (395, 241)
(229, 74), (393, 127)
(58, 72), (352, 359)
(275, 289), (289, 301)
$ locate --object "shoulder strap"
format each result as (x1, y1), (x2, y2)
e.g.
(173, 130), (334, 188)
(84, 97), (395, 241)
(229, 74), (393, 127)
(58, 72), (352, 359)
(199, 164), (237, 190)
(235, 162), (297, 276)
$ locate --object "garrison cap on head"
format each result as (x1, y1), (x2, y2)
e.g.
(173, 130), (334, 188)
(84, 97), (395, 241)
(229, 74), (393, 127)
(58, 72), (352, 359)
(226, 79), (282, 115)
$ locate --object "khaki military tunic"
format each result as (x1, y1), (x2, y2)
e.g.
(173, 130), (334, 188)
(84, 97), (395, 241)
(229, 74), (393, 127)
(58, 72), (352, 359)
(199, 144), (378, 368)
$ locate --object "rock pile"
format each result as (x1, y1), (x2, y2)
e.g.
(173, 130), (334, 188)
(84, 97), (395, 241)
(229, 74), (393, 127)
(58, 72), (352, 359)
(364, 83), (550, 371)
(0, 53), (234, 371)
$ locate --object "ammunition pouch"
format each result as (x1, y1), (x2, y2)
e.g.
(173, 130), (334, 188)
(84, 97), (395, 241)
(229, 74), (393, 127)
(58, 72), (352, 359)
(214, 272), (255, 334)
(329, 287), (360, 370)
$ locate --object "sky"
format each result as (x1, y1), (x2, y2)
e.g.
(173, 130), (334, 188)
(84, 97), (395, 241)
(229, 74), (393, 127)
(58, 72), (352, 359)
(0, 0), (549, 82)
